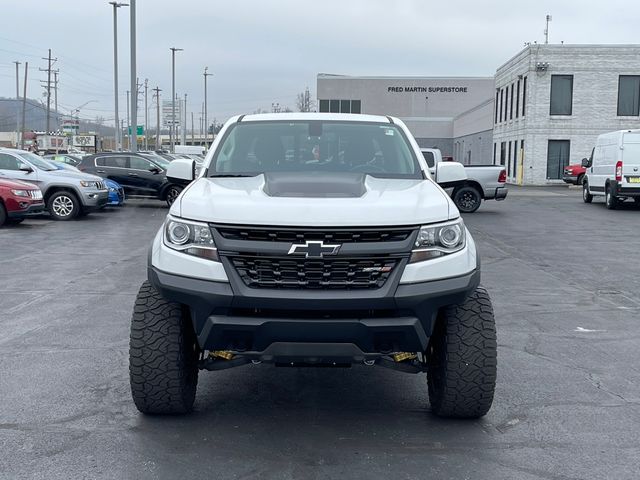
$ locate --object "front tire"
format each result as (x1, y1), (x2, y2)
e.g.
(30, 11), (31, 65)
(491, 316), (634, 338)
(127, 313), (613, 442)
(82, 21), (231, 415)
(165, 185), (183, 207)
(129, 281), (199, 414)
(0, 203), (6, 226)
(47, 191), (80, 220)
(427, 287), (497, 418)
(452, 186), (482, 213)
(605, 184), (618, 210)
(582, 181), (593, 203)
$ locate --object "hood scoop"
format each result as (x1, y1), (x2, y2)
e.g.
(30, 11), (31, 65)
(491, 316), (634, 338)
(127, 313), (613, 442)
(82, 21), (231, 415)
(263, 172), (366, 198)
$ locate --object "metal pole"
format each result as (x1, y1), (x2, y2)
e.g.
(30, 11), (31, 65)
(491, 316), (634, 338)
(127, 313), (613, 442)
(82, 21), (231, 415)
(45, 49), (52, 132)
(144, 78), (148, 150)
(170, 47), (183, 153)
(20, 62), (28, 150)
(129, 0), (137, 151)
(109, 2), (128, 151)
(13, 61), (20, 147)
(126, 90), (130, 150)
(182, 93), (187, 145)
(191, 111), (194, 143)
(203, 67), (212, 144)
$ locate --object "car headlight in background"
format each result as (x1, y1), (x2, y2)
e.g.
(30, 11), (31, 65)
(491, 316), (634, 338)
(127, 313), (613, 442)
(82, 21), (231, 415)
(11, 189), (29, 197)
(80, 180), (98, 188)
(410, 218), (466, 263)
(164, 216), (218, 260)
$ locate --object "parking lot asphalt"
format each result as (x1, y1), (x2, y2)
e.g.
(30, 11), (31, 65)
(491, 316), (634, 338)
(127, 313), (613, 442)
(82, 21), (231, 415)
(1, 187), (639, 480)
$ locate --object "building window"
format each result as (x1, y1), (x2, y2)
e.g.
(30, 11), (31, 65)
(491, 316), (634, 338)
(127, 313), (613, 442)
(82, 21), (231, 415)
(319, 99), (361, 114)
(522, 76), (527, 117)
(500, 142), (506, 166)
(519, 139), (524, 179)
(503, 86), (509, 122)
(493, 142), (497, 164)
(547, 140), (571, 179)
(495, 90), (499, 124)
(515, 80), (520, 119)
(617, 75), (640, 116)
(510, 84), (514, 120)
(550, 75), (573, 115)
(499, 89), (504, 122)
(507, 141), (512, 177)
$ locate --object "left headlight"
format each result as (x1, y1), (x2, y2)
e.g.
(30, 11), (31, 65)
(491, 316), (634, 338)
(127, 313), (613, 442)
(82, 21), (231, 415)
(11, 189), (29, 197)
(163, 216), (219, 261)
(410, 218), (466, 263)
(80, 180), (98, 188)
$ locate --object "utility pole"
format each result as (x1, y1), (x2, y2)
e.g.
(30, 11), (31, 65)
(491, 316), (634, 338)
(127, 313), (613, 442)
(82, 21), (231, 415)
(191, 112), (194, 143)
(144, 78), (148, 150)
(182, 93), (187, 145)
(544, 14), (552, 44)
(40, 49), (57, 133)
(20, 62), (28, 150)
(126, 90), (130, 149)
(129, 0), (137, 151)
(13, 61), (20, 147)
(169, 47), (183, 153)
(53, 70), (59, 128)
(109, 2), (128, 152)
(153, 86), (161, 150)
(203, 66), (212, 144)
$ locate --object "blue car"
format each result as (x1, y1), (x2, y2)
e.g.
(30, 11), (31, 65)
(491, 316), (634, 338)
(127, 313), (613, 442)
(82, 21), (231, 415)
(104, 178), (125, 206)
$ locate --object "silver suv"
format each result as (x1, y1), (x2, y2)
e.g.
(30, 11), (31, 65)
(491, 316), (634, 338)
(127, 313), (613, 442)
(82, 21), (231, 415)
(0, 148), (108, 220)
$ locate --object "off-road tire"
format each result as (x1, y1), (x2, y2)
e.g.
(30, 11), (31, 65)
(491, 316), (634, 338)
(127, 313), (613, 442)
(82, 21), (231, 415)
(605, 184), (618, 210)
(452, 186), (482, 213)
(47, 190), (80, 220)
(0, 202), (6, 226)
(427, 286), (497, 418)
(129, 281), (199, 414)
(582, 181), (593, 203)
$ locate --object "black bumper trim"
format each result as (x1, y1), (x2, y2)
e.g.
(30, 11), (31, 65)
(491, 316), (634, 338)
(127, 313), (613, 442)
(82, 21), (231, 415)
(7, 203), (45, 218)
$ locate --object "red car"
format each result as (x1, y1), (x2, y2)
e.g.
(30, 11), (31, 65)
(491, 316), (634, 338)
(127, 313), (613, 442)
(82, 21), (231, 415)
(562, 163), (587, 185)
(0, 178), (45, 226)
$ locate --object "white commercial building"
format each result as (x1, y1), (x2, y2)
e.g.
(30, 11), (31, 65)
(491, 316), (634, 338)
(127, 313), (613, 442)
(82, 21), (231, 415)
(317, 75), (495, 164)
(494, 44), (640, 185)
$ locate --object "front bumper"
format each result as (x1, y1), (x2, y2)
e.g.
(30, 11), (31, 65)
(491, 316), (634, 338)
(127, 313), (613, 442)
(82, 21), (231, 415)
(148, 265), (480, 359)
(82, 190), (109, 211)
(7, 201), (45, 218)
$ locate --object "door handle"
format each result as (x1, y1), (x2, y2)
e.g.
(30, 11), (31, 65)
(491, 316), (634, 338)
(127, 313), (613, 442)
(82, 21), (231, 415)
(128, 173), (139, 176)
(96, 169), (106, 173)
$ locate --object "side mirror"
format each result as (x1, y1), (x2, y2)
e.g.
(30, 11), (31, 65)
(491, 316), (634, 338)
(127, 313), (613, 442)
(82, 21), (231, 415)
(435, 161), (467, 188)
(166, 158), (195, 184)
(19, 164), (33, 173)
(149, 166), (162, 174)
(581, 158), (590, 168)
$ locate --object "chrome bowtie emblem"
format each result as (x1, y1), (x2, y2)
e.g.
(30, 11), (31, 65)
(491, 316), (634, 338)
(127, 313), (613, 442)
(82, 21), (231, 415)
(287, 241), (341, 258)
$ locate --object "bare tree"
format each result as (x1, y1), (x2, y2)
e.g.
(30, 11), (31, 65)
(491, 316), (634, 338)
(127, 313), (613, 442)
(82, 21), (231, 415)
(296, 87), (315, 112)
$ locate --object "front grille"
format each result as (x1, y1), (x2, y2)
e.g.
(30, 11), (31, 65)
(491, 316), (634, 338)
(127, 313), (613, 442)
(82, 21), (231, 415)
(217, 226), (413, 243)
(28, 190), (43, 200)
(96, 181), (106, 190)
(229, 255), (400, 290)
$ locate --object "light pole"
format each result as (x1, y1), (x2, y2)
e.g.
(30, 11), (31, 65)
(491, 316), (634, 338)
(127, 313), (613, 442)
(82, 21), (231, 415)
(170, 47), (183, 153)
(203, 67), (212, 145)
(109, 1), (128, 151)
(129, 0), (137, 151)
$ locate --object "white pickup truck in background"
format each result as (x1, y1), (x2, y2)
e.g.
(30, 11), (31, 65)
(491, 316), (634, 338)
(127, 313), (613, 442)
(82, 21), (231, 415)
(422, 148), (508, 213)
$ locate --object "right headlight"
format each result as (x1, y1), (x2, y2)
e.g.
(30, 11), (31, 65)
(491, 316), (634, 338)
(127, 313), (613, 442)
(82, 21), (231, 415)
(163, 216), (219, 261)
(410, 218), (466, 263)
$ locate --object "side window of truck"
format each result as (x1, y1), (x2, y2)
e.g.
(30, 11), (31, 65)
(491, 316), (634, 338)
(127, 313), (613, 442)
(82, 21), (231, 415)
(422, 151), (435, 168)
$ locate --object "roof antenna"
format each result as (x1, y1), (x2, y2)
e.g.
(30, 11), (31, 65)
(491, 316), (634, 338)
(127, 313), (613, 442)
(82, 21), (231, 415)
(544, 14), (552, 44)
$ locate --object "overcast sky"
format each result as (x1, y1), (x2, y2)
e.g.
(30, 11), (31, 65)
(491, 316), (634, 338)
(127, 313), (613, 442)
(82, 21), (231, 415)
(1, 0), (639, 129)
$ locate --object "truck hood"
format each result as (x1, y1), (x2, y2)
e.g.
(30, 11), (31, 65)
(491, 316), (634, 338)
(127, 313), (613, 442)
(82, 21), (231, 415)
(173, 173), (455, 227)
(46, 169), (103, 182)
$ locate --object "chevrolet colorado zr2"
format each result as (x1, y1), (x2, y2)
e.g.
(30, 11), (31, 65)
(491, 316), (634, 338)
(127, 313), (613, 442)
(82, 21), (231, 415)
(129, 113), (497, 419)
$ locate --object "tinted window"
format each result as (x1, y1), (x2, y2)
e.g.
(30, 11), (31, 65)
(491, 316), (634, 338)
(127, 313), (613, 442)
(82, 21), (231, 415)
(129, 156), (156, 170)
(550, 75), (573, 115)
(210, 121), (421, 179)
(0, 153), (22, 170)
(617, 75), (640, 116)
(340, 100), (351, 113)
(351, 100), (361, 114)
(421, 151), (435, 168)
(547, 140), (570, 179)
(319, 100), (329, 112)
(97, 156), (128, 168)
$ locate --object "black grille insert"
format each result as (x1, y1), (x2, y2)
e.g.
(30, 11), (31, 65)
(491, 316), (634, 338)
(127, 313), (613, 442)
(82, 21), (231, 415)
(229, 255), (400, 290)
(217, 227), (413, 243)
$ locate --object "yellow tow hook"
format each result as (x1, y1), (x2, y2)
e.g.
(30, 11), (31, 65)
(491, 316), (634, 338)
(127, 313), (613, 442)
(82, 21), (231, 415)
(210, 350), (235, 360)
(392, 352), (418, 363)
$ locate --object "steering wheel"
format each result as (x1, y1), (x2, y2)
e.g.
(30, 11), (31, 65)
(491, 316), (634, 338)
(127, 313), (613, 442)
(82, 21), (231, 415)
(349, 163), (385, 173)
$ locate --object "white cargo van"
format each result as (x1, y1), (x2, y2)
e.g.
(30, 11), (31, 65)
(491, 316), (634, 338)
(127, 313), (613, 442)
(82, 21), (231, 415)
(582, 129), (640, 209)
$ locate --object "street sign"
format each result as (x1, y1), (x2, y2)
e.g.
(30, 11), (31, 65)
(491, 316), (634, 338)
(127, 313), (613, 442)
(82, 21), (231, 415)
(162, 99), (182, 126)
(128, 125), (144, 135)
(72, 135), (96, 148)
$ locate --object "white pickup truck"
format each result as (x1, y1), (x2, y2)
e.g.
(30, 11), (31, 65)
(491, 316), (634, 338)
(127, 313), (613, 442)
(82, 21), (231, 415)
(129, 113), (497, 419)
(421, 148), (508, 213)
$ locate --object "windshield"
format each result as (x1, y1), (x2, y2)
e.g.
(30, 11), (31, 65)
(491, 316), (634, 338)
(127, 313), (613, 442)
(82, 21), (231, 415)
(18, 151), (57, 171)
(209, 121), (422, 179)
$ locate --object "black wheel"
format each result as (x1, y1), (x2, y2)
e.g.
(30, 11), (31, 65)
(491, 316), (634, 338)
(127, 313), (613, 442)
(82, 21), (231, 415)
(427, 287), (497, 419)
(576, 174), (584, 186)
(605, 184), (618, 210)
(165, 185), (183, 207)
(129, 281), (199, 414)
(582, 181), (593, 203)
(47, 191), (80, 220)
(0, 203), (6, 227)
(634, 198), (640, 206)
(453, 186), (482, 213)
